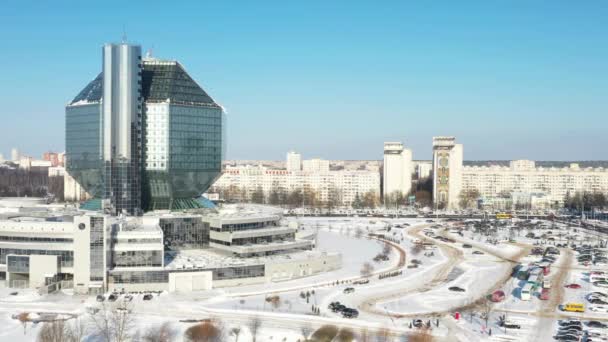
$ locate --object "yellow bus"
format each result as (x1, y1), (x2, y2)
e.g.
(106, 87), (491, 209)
(563, 303), (585, 313)
(496, 212), (512, 220)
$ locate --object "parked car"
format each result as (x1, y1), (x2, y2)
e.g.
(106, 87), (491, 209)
(123, 294), (133, 302)
(565, 283), (581, 289)
(448, 286), (466, 292)
(473, 251), (484, 255)
(462, 244), (472, 248)
(143, 294), (153, 301)
(586, 321), (608, 329)
(540, 288), (550, 300)
(96, 295), (105, 302)
(589, 305), (608, 313)
(343, 287), (355, 294)
(342, 308), (359, 318)
(108, 294), (118, 302)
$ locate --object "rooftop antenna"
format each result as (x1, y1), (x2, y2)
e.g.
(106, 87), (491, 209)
(121, 25), (127, 43)
(146, 44), (154, 59)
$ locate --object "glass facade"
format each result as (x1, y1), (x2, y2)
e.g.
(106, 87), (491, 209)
(112, 250), (162, 267)
(0, 248), (73, 267)
(159, 217), (209, 251)
(7, 255), (30, 273)
(212, 220), (278, 232)
(0, 236), (73, 243)
(65, 103), (104, 199)
(66, 53), (223, 213)
(89, 217), (105, 281)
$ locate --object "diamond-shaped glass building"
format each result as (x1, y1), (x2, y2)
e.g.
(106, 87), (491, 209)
(66, 43), (225, 214)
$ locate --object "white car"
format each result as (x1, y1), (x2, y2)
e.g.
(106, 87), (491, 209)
(589, 305), (608, 313)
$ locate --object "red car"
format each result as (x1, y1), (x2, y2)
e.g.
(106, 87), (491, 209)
(565, 283), (581, 289)
(540, 288), (550, 300)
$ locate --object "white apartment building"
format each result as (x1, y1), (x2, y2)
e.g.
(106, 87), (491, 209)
(432, 137), (463, 209)
(213, 164), (380, 205)
(303, 158), (330, 173)
(286, 151), (302, 172)
(462, 160), (608, 207)
(383, 142), (413, 200)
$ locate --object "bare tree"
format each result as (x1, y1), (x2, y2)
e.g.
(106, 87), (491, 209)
(184, 320), (222, 342)
(89, 302), (135, 342)
(354, 227), (364, 239)
(266, 295), (282, 310)
(17, 312), (30, 335)
(382, 242), (391, 256)
(409, 328), (434, 342)
(360, 262), (375, 278)
(300, 324), (313, 340)
(480, 298), (494, 328)
(230, 327), (241, 342)
(358, 328), (372, 342)
(142, 321), (177, 342)
(375, 327), (391, 342)
(248, 316), (262, 342)
(334, 328), (355, 342)
(37, 320), (66, 342)
(64, 316), (88, 342)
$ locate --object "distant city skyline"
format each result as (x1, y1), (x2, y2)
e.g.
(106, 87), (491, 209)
(1, 1), (607, 161)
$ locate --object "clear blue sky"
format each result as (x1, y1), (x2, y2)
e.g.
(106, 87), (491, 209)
(0, 1), (606, 161)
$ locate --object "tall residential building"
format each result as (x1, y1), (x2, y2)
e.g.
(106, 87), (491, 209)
(66, 42), (224, 214)
(286, 151), (302, 172)
(432, 136), (463, 209)
(11, 148), (19, 162)
(382, 142), (413, 201)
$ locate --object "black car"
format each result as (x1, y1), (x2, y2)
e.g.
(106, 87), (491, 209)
(96, 295), (105, 302)
(558, 320), (581, 326)
(413, 319), (423, 328)
(108, 294), (118, 302)
(143, 294), (153, 301)
(462, 244), (472, 248)
(553, 334), (580, 341)
(448, 286), (466, 292)
(558, 328), (582, 335)
(342, 308), (359, 318)
(586, 321), (608, 328)
(588, 298), (608, 305)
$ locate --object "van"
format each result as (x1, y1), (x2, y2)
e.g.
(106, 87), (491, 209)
(563, 303), (585, 313)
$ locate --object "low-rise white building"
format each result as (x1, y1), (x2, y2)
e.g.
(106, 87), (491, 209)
(0, 198), (341, 294)
(462, 161), (608, 207)
(212, 165), (380, 205)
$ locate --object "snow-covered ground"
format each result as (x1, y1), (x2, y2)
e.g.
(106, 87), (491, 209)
(2, 215), (607, 342)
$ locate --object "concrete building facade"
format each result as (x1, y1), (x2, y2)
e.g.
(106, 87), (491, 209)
(382, 142), (413, 201)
